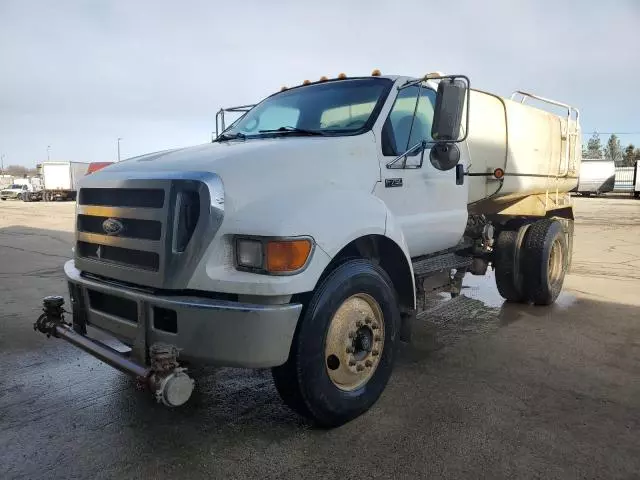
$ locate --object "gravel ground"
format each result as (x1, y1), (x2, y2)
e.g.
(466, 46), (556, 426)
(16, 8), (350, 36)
(1, 197), (639, 479)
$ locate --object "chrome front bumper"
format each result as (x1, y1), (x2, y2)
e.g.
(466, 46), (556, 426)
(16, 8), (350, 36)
(65, 260), (302, 368)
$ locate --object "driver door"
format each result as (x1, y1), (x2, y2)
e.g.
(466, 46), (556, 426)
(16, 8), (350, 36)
(373, 82), (468, 257)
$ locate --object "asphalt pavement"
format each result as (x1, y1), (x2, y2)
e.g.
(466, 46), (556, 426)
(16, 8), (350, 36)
(1, 197), (639, 479)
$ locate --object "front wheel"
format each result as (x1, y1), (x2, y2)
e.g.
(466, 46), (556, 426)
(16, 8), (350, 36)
(272, 259), (399, 428)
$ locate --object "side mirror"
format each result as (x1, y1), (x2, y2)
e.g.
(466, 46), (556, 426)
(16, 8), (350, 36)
(431, 77), (467, 142)
(429, 75), (469, 171)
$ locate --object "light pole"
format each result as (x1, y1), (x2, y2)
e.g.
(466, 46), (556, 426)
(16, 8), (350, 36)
(47, 145), (51, 162)
(1, 154), (5, 176)
(117, 138), (122, 162)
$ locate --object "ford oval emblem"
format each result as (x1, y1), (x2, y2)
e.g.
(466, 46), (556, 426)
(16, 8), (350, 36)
(102, 218), (124, 236)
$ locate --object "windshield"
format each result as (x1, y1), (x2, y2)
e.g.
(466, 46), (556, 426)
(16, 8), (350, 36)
(8, 184), (23, 189)
(221, 78), (392, 138)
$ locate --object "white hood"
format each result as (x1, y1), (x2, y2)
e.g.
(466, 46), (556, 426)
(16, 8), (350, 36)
(88, 134), (382, 215)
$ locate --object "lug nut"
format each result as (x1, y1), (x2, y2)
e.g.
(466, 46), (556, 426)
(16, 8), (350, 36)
(372, 324), (379, 330)
(356, 320), (363, 327)
(365, 317), (372, 324)
(346, 346), (354, 354)
(348, 331), (355, 338)
(372, 350), (379, 356)
(374, 336), (381, 342)
(356, 364), (365, 372)
(349, 360), (356, 366)
(365, 360), (373, 367)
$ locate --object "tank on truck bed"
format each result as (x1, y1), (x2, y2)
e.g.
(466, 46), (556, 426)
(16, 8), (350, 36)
(35, 70), (581, 427)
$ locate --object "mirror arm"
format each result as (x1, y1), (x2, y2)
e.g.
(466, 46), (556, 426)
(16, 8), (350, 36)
(386, 141), (428, 169)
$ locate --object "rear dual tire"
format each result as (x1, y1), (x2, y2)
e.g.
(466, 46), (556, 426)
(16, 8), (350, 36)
(494, 219), (569, 306)
(272, 259), (399, 428)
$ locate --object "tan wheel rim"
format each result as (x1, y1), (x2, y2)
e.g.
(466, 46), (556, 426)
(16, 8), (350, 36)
(324, 293), (385, 391)
(548, 237), (564, 284)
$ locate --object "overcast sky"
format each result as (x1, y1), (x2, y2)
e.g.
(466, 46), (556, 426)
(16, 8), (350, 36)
(1, 0), (639, 167)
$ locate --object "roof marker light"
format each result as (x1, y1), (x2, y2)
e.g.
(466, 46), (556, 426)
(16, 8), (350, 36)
(425, 71), (445, 79)
(371, 69), (381, 76)
(319, 76), (328, 81)
(337, 73), (347, 79)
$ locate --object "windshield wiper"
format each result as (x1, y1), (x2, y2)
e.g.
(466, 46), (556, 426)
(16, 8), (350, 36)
(216, 132), (246, 142)
(258, 126), (326, 136)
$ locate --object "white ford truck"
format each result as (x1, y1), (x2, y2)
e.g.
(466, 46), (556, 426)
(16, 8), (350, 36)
(36, 71), (582, 427)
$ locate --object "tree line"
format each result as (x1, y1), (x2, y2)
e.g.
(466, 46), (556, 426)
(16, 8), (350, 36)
(583, 133), (640, 167)
(0, 165), (38, 177)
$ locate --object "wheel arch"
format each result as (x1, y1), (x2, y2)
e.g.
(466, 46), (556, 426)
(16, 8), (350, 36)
(318, 234), (415, 312)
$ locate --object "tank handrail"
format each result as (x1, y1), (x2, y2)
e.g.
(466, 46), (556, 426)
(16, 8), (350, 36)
(511, 91), (580, 178)
(510, 91), (580, 125)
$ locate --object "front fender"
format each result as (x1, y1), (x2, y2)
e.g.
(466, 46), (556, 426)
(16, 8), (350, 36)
(187, 188), (414, 299)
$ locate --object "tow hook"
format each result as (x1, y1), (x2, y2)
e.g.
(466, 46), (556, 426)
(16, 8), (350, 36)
(34, 296), (194, 407)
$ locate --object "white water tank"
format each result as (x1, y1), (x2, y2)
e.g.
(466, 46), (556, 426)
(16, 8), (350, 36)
(464, 90), (581, 206)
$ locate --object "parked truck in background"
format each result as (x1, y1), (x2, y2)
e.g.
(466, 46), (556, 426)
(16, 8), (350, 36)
(35, 71), (582, 427)
(1, 177), (42, 201)
(38, 161), (89, 201)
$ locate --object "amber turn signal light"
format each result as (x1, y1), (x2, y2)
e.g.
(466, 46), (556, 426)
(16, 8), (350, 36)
(266, 239), (313, 273)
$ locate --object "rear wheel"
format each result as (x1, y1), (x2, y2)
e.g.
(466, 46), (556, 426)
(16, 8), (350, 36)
(494, 228), (527, 302)
(272, 259), (399, 428)
(521, 219), (568, 305)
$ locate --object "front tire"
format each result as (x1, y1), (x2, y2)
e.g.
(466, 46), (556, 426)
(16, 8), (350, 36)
(272, 259), (399, 428)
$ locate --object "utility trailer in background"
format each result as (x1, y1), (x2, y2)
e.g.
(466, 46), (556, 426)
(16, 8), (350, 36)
(576, 159), (615, 196)
(38, 162), (89, 201)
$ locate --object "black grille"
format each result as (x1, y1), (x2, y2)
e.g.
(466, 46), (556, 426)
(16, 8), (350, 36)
(79, 188), (165, 208)
(77, 241), (160, 271)
(175, 191), (200, 252)
(87, 289), (138, 323)
(77, 215), (162, 241)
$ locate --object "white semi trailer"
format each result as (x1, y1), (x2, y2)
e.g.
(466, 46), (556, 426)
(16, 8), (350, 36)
(39, 161), (89, 201)
(35, 71), (581, 427)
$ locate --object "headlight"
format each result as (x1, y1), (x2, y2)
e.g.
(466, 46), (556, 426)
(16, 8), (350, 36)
(235, 236), (313, 274)
(236, 238), (264, 269)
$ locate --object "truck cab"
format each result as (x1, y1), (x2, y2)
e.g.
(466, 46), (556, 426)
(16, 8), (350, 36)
(36, 71), (580, 427)
(1, 180), (38, 201)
